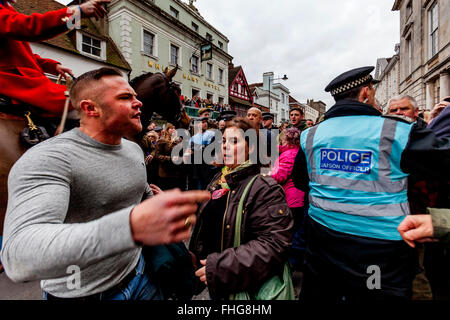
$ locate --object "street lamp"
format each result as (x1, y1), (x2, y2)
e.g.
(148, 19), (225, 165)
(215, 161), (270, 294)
(268, 74), (288, 117)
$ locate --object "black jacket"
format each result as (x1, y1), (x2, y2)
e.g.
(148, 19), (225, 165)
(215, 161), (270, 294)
(189, 164), (293, 299)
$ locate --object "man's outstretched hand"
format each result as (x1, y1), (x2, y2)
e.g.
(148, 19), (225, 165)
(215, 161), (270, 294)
(130, 189), (210, 246)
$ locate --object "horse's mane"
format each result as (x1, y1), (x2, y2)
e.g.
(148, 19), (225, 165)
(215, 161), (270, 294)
(129, 72), (154, 87)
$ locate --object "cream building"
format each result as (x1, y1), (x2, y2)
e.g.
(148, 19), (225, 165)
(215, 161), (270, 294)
(392, 0), (450, 110)
(303, 104), (319, 123)
(374, 45), (400, 112)
(107, 0), (232, 105)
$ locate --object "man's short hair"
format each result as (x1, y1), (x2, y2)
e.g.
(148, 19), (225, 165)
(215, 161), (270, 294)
(387, 95), (418, 110)
(69, 67), (123, 111)
(333, 85), (364, 102)
(289, 107), (304, 116)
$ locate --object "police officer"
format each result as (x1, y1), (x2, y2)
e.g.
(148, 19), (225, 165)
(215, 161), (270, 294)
(262, 112), (277, 129)
(218, 110), (237, 122)
(261, 112), (277, 161)
(292, 66), (450, 302)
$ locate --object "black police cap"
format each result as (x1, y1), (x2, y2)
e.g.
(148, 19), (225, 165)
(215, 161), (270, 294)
(218, 110), (237, 121)
(262, 112), (274, 120)
(325, 66), (380, 96)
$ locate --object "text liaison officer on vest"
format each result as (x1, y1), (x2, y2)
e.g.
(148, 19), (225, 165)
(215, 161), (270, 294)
(320, 149), (372, 174)
(292, 66), (450, 302)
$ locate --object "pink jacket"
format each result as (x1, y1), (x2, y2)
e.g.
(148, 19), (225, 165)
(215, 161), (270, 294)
(271, 145), (305, 208)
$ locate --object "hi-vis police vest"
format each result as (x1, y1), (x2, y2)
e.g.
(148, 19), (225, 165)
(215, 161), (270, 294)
(300, 115), (415, 240)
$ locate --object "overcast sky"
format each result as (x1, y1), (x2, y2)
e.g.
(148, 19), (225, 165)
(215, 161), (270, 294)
(193, 0), (400, 108)
(57, 0), (399, 108)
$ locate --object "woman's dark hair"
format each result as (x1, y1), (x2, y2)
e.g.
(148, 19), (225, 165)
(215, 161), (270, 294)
(224, 117), (258, 134)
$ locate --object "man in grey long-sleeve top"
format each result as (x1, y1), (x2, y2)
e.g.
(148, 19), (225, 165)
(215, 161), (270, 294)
(1, 67), (210, 299)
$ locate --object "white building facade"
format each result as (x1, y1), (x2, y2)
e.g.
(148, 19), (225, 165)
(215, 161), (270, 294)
(261, 72), (290, 124)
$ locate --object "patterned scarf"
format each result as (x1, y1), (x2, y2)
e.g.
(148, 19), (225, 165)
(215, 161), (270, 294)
(218, 160), (252, 190)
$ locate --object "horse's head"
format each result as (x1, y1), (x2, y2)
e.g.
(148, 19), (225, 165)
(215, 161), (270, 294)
(130, 67), (190, 134)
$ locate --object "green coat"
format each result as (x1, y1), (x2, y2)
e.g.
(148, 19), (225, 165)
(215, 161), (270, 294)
(428, 208), (450, 244)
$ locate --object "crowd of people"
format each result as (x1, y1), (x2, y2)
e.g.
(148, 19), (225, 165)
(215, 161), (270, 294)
(0, 0), (449, 303)
(181, 95), (232, 113)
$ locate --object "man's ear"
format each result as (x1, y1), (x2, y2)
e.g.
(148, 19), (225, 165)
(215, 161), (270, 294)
(359, 86), (369, 102)
(80, 100), (100, 117)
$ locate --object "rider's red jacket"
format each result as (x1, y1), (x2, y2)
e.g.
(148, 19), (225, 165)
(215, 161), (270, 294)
(0, 1), (75, 115)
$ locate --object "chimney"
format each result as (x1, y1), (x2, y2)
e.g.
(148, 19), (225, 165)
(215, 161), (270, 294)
(263, 72), (274, 91)
(228, 61), (234, 69)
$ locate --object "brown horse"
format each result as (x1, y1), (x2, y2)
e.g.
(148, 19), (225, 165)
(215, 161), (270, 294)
(0, 67), (190, 270)
(129, 66), (190, 143)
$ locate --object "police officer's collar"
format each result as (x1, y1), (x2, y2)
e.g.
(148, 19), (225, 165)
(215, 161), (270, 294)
(381, 114), (415, 124)
(324, 99), (381, 120)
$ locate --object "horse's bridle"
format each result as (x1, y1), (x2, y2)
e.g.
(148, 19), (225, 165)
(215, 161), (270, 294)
(156, 72), (183, 123)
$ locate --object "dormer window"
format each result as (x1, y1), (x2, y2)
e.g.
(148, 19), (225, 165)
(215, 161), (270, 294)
(83, 35), (101, 56)
(77, 32), (106, 60)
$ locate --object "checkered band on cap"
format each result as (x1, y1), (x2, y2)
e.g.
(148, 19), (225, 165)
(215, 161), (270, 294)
(331, 74), (372, 96)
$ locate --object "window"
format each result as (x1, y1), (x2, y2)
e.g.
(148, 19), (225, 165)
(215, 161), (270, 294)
(169, 6), (179, 19)
(170, 44), (179, 65)
(406, 34), (412, 75)
(281, 93), (285, 104)
(241, 84), (245, 95)
(82, 34), (102, 57)
(406, 1), (412, 19)
(191, 22), (198, 32)
(428, 1), (438, 58)
(206, 33), (213, 41)
(206, 93), (213, 102)
(218, 97), (224, 105)
(218, 41), (223, 49)
(143, 30), (154, 56)
(191, 55), (199, 74)
(192, 88), (200, 99)
(206, 63), (213, 80)
(218, 68), (223, 84)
